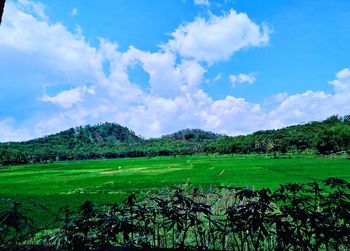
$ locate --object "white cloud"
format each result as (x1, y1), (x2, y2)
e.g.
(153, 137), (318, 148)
(203, 96), (262, 134)
(329, 68), (350, 93)
(267, 68), (350, 126)
(0, 1), (102, 84)
(123, 46), (206, 97)
(17, 0), (47, 20)
(123, 47), (184, 98)
(0, 119), (32, 142)
(264, 68), (350, 127)
(71, 8), (78, 17)
(167, 10), (270, 64)
(229, 73), (256, 87)
(268, 91), (330, 124)
(194, 0), (209, 6)
(213, 73), (222, 82)
(263, 92), (289, 108)
(41, 86), (95, 108)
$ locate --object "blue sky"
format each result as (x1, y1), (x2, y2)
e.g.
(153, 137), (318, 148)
(0, 0), (350, 141)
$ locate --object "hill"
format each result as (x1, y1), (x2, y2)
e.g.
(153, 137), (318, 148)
(0, 115), (349, 165)
(27, 122), (144, 145)
(0, 123), (144, 165)
(162, 129), (223, 142)
(205, 115), (350, 155)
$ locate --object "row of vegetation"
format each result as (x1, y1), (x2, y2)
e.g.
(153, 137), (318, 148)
(206, 115), (350, 156)
(1, 115), (350, 166)
(1, 178), (350, 250)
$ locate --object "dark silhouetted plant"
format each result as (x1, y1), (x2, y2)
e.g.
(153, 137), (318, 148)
(4, 177), (350, 250)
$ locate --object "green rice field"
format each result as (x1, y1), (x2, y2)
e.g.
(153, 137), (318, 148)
(0, 154), (349, 226)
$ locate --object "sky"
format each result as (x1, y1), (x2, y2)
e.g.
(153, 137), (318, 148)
(0, 0), (350, 141)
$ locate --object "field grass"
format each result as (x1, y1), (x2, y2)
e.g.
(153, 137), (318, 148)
(0, 154), (349, 226)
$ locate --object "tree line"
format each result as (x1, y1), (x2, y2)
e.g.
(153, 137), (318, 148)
(1, 115), (350, 166)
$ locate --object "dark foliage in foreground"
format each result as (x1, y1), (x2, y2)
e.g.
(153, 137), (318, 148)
(1, 178), (350, 250)
(0, 0), (5, 25)
(1, 115), (350, 166)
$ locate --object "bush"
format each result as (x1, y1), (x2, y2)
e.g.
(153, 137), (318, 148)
(43, 178), (350, 250)
(2, 178), (350, 250)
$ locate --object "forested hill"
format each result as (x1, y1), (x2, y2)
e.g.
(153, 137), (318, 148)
(26, 122), (144, 145)
(0, 115), (349, 165)
(162, 129), (223, 142)
(0, 123), (145, 165)
(205, 115), (350, 155)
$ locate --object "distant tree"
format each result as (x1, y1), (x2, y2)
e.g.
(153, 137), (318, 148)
(324, 115), (341, 124)
(316, 125), (350, 154)
(254, 138), (274, 155)
(344, 115), (350, 125)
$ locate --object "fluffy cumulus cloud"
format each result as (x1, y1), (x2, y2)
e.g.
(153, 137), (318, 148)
(329, 68), (350, 93)
(167, 10), (270, 64)
(229, 73), (256, 87)
(122, 47), (206, 98)
(41, 86), (95, 108)
(266, 69), (350, 127)
(0, 0), (350, 142)
(0, 119), (32, 142)
(0, 1), (102, 84)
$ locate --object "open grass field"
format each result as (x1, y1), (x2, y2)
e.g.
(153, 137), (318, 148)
(0, 154), (349, 226)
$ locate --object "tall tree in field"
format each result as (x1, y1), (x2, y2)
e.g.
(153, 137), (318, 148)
(0, 0), (5, 25)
